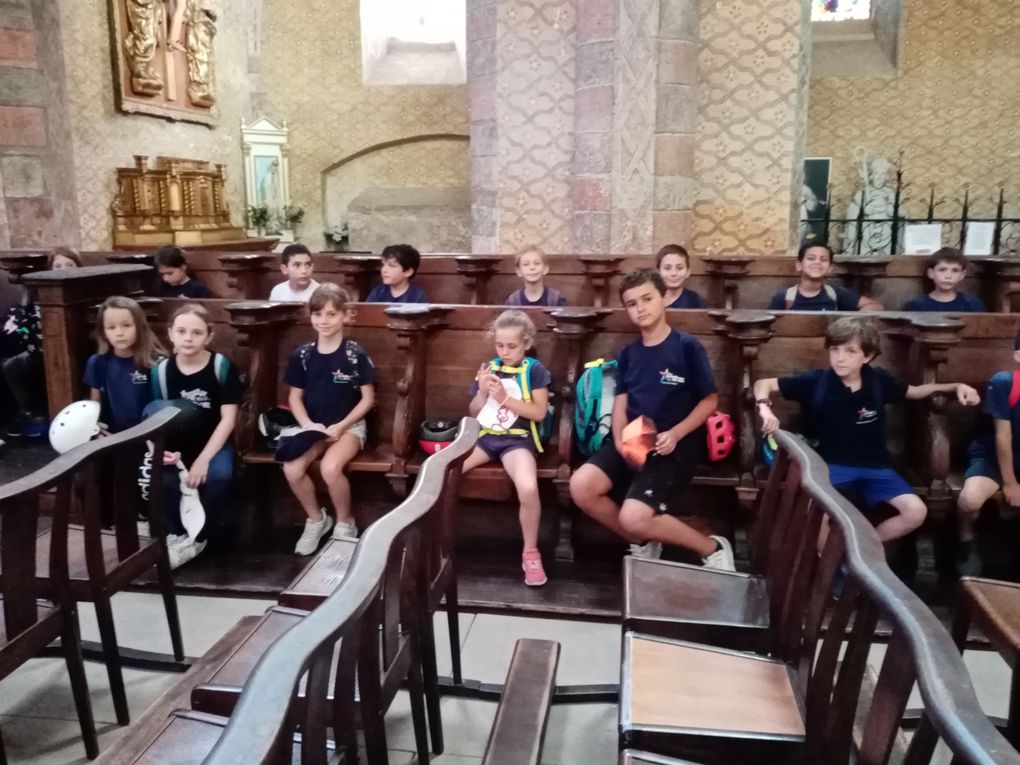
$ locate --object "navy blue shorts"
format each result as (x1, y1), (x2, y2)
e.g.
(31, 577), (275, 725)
(964, 445), (1019, 485)
(827, 464), (914, 507)
(478, 433), (535, 462)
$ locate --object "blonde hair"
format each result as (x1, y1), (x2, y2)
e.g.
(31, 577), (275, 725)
(514, 247), (546, 268)
(490, 309), (536, 349)
(309, 282), (353, 314)
(95, 296), (167, 368)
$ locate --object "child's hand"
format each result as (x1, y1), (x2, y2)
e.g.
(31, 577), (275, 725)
(185, 456), (209, 488)
(759, 406), (780, 434)
(654, 430), (678, 456)
(485, 374), (505, 400)
(325, 422), (346, 441)
(476, 363), (490, 383)
(1005, 481), (1020, 508)
(956, 384), (980, 406)
(162, 450), (182, 465)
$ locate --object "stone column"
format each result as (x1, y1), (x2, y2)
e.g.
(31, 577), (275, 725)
(693, 0), (812, 256)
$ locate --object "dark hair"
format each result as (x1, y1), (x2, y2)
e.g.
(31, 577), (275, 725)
(655, 244), (690, 269)
(619, 267), (667, 300)
(309, 283), (353, 314)
(925, 247), (968, 271)
(380, 244), (421, 278)
(154, 245), (188, 269)
(50, 247), (82, 268)
(825, 317), (880, 358)
(797, 241), (833, 263)
(280, 243), (312, 265)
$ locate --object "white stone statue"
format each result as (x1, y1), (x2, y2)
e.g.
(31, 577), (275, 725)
(843, 156), (907, 256)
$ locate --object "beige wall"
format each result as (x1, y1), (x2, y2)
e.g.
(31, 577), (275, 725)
(260, 0), (469, 249)
(809, 0), (1020, 219)
(58, 0), (252, 250)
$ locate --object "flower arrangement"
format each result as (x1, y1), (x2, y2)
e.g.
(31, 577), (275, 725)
(248, 203), (271, 232)
(281, 204), (305, 229)
(324, 223), (349, 251)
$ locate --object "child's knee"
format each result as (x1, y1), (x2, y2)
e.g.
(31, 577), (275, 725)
(958, 481), (993, 516)
(899, 496), (927, 529)
(619, 504), (653, 537)
(319, 456), (348, 481)
(516, 480), (540, 507)
(282, 460), (306, 482)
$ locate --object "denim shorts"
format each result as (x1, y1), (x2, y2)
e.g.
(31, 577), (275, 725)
(827, 464), (914, 507)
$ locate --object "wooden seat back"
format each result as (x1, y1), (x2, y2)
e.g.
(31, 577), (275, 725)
(199, 419), (479, 764)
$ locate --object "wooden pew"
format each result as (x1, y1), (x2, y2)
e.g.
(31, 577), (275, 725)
(480, 638), (560, 765)
(618, 429), (1020, 765)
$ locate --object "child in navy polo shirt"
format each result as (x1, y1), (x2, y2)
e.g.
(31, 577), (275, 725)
(768, 243), (882, 312)
(903, 248), (985, 313)
(656, 244), (707, 309)
(956, 329), (1020, 575)
(754, 317), (979, 546)
(569, 268), (735, 570)
(365, 244), (429, 303)
(281, 284), (377, 556)
(154, 245), (213, 299)
(505, 248), (567, 307)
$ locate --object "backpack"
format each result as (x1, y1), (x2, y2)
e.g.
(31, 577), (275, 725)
(151, 352), (230, 400)
(575, 359), (617, 456)
(481, 356), (554, 452)
(785, 284), (837, 310)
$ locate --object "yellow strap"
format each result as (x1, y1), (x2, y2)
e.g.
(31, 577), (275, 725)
(486, 359), (545, 453)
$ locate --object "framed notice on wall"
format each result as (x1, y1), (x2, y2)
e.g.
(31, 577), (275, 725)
(108, 0), (217, 126)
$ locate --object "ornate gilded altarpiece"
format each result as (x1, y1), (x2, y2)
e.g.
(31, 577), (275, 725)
(108, 0), (218, 125)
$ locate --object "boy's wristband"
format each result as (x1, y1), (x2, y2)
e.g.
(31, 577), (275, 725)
(755, 398), (772, 407)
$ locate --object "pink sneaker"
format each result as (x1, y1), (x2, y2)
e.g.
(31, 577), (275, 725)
(522, 549), (548, 587)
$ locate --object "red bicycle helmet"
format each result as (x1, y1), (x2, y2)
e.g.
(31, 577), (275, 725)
(705, 410), (735, 462)
(418, 419), (459, 455)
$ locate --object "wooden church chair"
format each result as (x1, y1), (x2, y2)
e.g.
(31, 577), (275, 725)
(619, 430), (1020, 765)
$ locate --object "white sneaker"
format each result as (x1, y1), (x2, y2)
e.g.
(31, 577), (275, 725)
(702, 535), (735, 571)
(295, 511), (334, 555)
(137, 520), (151, 539)
(332, 520), (358, 540)
(629, 541), (662, 560)
(168, 536), (207, 569)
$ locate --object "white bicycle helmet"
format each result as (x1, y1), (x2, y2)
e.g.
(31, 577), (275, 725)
(49, 400), (102, 454)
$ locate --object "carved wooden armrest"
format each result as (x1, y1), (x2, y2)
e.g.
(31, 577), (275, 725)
(702, 256), (754, 309)
(455, 256), (503, 305)
(219, 254), (276, 300)
(334, 254), (382, 301)
(577, 256), (624, 308)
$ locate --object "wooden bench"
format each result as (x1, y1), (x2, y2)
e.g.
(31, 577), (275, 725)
(480, 638), (560, 765)
(619, 429), (1020, 765)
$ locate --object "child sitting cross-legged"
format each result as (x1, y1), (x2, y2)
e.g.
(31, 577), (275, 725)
(464, 310), (552, 586)
(505, 248), (567, 307)
(280, 284), (377, 556)
(365, 244), (429, 303)
(754, 317), (980, 549)
(569, 268), (735, 570)
(903, 247), (985, 312)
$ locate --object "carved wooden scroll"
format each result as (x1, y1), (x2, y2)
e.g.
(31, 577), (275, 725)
(109, 0), (218, 125)
(334, 255), (382, 302)
(577, 256), (623, 308)
(454, 256), (502, 305)
(703, 256), (753, 310)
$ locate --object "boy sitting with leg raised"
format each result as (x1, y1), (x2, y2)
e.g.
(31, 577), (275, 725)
(569, 268), (735, 570)
(754, 317), (979, 549)
(365, 244), (429, 303)
(768, 242), (882, 312)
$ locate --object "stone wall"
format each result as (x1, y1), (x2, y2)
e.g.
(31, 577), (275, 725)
(57, 0), (253, 250)
(0, 0), (79, 248)
(809, 0), (1020, 219)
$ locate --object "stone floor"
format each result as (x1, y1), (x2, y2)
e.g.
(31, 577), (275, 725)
(0, 590), (1013, 764)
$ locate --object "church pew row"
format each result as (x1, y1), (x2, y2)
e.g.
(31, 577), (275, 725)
(6, 248), (1020, 313)
(15, 260), (1020, 562)
(618, 430), (1020, 765)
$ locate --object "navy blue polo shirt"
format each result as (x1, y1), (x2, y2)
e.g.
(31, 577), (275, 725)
(84, 352), (156, 433)
(505, 287), (567, 307)
(157, 279), (212, 298)
(768, 284), (860, 312)
(469, 358), (552, 432)
(668, 289), (708, 309)
(615, 329), (717, 437)
(778, 366), (907, 468)
(284, 338), (376, 426)
(970, 371), (1020, 464)
(903, 293), (985, 312)
(365, 283), (429, 304)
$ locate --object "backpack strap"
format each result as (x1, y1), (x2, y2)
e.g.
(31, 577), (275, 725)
(581, 359), (605, 437)
(548, 288), (563, 306)
(150, 358), (168, 400)
(784, 286), (797, 310)
(212, 352), (229, 387)
(1009, 369), (1020, 408)
(823, 284), (838, 305)
(506, 290), (522, 306)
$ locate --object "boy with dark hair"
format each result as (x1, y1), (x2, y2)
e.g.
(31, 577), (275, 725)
(956, 329), (1020, 575)
(754, 317), (979, 546)
(569, 267), (735, 570)
(655, 244), (707, 309)
(365, 244), (429, 303)
(768, 243), (882, 312)
(270, 243), (320, 302)
(153, 245), (212, 299)
(505, 248), (567, 307)
(903, 248), (984, 312)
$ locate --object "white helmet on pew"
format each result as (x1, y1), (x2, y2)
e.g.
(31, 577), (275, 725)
(49, 400), (102, 454)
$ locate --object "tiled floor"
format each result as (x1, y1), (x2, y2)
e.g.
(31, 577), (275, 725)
(0, 592), (1013, 764)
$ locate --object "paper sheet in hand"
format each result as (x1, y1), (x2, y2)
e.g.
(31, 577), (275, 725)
(476, 378), (522, 432)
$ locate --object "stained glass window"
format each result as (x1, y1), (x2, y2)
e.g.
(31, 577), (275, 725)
(812, 0), (871, 21)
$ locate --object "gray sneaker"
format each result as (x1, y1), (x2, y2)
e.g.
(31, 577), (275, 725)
(629, 541), (662, 560)
(957, 540), (982, 578)
(169, 536), (207, 569)
(702, 535), (735, 571)
(331, 520), (359, 540)
(295, 510), (335, 555)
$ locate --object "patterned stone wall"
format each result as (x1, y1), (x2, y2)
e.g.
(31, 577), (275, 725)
(693, 0), (812, 256)
(261, 0), (469, 250)
(809, 0), (1020, 219)
(0, 0), (79, 248)
(58, 0), (253, 249)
